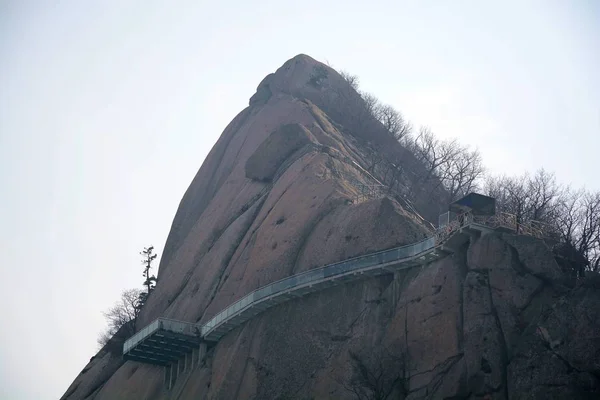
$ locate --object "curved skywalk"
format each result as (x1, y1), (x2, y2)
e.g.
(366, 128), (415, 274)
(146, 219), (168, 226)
(122, 198), (561, 395)
(201, 236), (444, 341)
(123, 211), (510, 367)
(199, 211), (527, 341)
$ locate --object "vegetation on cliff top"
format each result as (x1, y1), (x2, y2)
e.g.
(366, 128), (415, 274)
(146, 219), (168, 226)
(328, 67), (599, 276)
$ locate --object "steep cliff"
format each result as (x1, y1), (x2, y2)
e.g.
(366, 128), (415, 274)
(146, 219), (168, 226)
(62, 55), (600, 400)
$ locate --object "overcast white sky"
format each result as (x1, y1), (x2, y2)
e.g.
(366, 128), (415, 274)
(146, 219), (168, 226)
(1, 1), (598, 399)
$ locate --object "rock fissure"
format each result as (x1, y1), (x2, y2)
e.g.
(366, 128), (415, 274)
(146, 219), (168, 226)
(214, 199), (266, 295)
(485, 274), (509, 400)
(198, 196), (267, 323)
(168, 267), (195, 307)
(421, 310), (443, 322)
(407, 353), (464, 397)
(270, 145), (321, 184)
(507, 241), (563, 289)
(168, 189), (269, 312)
(347, 305), (370, 334)
(409, 353), (465, 380)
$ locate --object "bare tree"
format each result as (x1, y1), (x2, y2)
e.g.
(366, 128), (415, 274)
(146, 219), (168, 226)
(486, 173), (598, 275)
(527, 169), (561, 221)
(98, 288), (143, 347)
(555, 188), (583, 245)
(340, 70), (360, 91)
(380, 157), (406, 194)
(484, 174), (536, 230)
(387, 163), (406, 195)
(375, 104), (412, 141)
(365, 147), (385, 173)
(414, 127), (459, 180)
(485, 170), (563, 231)
(577, 191), (600, 272)
(505, 175), (530, 228)
(330, 67), (600, 274)
(360, 92), (381, 119)
(340, 91), (382, 135)
(553, 189), (599, 277)
(405, 127), (461, 195)
(438, 146), (485, 202)
(591, 195), (600, 272)
(342, 348), (407, 400)
(97, 330), (114, 349)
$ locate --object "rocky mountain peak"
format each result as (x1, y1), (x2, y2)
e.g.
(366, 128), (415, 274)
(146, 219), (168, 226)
(61, 55), (600, 400)
(250, 54), (348, 106)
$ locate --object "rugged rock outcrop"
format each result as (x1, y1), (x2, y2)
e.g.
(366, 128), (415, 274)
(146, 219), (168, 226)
(62, 54), (600, 400)
(245, 123), (315, 182)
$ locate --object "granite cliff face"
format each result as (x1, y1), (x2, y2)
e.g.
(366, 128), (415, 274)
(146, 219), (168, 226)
(62, 55), (600, 400)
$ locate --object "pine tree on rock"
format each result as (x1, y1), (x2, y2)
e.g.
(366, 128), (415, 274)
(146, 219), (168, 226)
(139, 246), (158, 307)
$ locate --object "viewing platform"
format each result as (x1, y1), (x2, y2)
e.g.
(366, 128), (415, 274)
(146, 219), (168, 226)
(122, 318), (202, 366)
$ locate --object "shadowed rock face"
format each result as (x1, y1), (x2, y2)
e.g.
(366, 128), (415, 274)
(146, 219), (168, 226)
(62, 55), (600, 400)
(245, 123), (315, 182)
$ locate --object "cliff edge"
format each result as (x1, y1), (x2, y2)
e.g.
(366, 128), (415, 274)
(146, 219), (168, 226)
(62, 55), (600, 400)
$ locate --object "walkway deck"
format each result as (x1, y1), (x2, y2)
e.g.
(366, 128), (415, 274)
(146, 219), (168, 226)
(122, 318), (200, 366)
(123, 211), (518, 360)
(201, 236), (445, 341)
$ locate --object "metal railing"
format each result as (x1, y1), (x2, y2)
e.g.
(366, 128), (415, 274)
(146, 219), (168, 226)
(200, 236), (437, 336)
(473, 212), (517, 230)
(440, 210), (559, 242)
(123, 318), (199, 355)
(199, 210), (557, 338)
(124, 319), (161, 354)
(518, 219), (560, 241)
(434, 211), (523, 244)
(126, 209), (563, 353)
(347, 177), (386, 203)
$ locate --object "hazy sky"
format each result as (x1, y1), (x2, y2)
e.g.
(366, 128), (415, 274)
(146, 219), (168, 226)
(1, 1), (598, 399)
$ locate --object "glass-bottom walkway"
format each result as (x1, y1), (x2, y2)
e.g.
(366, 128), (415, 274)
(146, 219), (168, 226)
(122, 318), (201, 366)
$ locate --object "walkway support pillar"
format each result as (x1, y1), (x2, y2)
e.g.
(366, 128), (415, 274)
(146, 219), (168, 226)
(169, 361), (175, 389)
(164, 364), (169, 389)
(198, 342), (207, 367)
